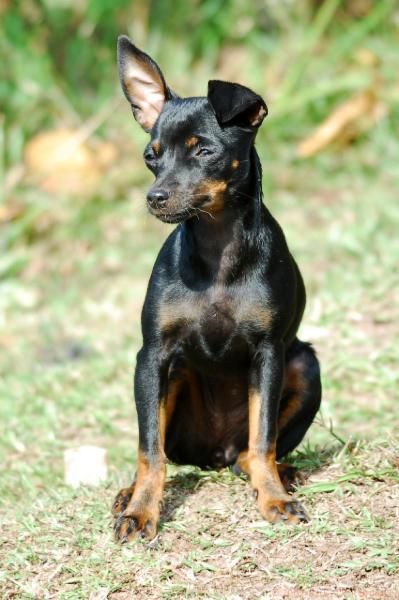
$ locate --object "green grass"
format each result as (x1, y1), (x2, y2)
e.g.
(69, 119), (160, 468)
(1, 137), (398, 597)
(1, 1), (399, 598)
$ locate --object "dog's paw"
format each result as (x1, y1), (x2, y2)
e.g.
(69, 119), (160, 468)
(112, 486), (160, 542)
(259, 497), (309, 524)
(112, 485), (135, 516)
(277, 464), (305, 493)
(114, 510), (158, 543)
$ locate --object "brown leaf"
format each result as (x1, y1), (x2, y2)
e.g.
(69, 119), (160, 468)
(24, 128), (101, 196)
(297, 91), (386, 158)
(0, 202), (24, 224)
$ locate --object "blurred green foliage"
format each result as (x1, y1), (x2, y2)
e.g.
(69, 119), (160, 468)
(0, 0), (398, 276)
(1, 0), (398, 169)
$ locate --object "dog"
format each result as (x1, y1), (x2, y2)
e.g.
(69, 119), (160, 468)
(112, 36), (322, 543)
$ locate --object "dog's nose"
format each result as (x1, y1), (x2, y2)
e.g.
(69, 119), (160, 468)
(147, 189), (169, 208)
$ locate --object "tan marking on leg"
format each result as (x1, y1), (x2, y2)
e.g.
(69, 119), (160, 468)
(112, 483), (135, 516)
(237, 387), (308, 524)
(159, 375), (185, 447)
(248, 386), (261, 453)
(278, 394), (302, 430)
(231, 159), (239, 169)
(114, 449), (166, 542)
(114, 375), (186, 543)
(278, 363), (307, 430)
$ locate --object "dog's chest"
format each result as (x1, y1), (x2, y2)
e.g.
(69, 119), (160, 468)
(161, 290), (235, 336)
(199, 297), (236, 348)
(160, 286), (273, 357)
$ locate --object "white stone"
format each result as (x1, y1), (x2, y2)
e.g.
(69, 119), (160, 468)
(64, 445), (107, 488)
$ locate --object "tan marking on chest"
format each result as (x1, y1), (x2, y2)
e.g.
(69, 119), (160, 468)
(159, 300), (201, 332)
(238, 305), (275, 330)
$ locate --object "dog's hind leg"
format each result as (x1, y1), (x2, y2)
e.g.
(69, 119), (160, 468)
(276, 340), (322, 460)
(236, 341), (310, 524)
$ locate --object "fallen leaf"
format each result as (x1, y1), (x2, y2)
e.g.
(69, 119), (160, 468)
(0, 202), (24, 224)
(297, 90), (387, 157)
(24, 128), (101, 195)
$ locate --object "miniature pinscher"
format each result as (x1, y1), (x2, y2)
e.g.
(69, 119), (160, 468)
(112, 36), (322, 542)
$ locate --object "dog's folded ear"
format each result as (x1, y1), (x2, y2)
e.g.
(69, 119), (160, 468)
(117, 36), (175, 132)
(207, 80), (268, 129)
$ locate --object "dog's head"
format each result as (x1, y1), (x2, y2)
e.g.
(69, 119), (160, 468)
(118, 36), (268, 223)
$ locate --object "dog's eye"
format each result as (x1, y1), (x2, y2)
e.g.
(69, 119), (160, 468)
(144, 151), (155, 162)
(196, 147), (213, 157)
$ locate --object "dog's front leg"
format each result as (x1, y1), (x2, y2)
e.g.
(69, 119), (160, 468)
(237, 342), (309, 524)
(113, 345), (168, 542)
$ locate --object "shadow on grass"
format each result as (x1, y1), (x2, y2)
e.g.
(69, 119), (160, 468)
(159, 442), (344, 528)
(160, 468), (214, 527)
(287, 441), (347, 478)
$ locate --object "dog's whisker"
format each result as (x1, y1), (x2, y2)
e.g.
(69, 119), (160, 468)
(194, 206), (215, 220)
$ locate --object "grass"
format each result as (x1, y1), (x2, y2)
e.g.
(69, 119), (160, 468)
(1, 2), (399, 598)
(1, 135), (398, 597)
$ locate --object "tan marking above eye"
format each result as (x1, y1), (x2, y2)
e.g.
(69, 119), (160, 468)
(186, 136), (199, 148)
(232, 159), (239, 169)
(152, 140), (161, 154)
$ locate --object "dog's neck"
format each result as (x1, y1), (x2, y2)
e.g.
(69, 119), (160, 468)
(180, 147), (264, 285)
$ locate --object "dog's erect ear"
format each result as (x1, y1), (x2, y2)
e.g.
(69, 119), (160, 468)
(117, 36), (173, 132)
(207, 80), (268, 129)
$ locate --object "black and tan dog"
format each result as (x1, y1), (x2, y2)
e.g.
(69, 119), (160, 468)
(112, 36), (322, 542)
